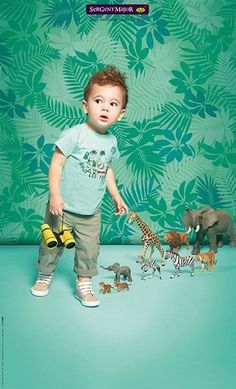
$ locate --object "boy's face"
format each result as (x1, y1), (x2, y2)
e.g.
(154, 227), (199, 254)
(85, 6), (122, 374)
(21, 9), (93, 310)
(82, 84), (125, 133)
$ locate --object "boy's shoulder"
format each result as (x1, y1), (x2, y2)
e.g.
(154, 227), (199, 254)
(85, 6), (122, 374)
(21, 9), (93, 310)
(57, 123), (86, 140)
(64, 123), (86, 134)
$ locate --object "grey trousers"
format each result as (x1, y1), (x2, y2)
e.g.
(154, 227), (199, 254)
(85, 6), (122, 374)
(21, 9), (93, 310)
(37, 205), (101, 277)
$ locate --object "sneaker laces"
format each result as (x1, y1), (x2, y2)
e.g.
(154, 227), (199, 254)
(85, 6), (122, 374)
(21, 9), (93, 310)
(77, 281), (94, 296)
(37, 272), (54, 284)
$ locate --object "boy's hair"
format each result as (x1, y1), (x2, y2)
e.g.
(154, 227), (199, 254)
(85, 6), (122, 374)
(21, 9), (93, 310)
(84, 65), (128, 109)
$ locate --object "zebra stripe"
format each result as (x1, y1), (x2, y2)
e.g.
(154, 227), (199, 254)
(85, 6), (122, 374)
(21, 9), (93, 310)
(138, 259), (162, 280)
(164, 251), (195, 278)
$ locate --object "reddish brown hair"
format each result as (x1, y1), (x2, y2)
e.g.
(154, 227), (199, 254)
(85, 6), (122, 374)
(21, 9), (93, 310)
(84, 65), (128, 109)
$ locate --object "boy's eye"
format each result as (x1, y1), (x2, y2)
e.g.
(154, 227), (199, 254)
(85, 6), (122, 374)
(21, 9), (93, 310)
(110, 102), (118, 107)
(95, 98), (102, 103)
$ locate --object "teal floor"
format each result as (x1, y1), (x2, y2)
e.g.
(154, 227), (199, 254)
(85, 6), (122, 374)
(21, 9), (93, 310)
(1, 244), (236, 389)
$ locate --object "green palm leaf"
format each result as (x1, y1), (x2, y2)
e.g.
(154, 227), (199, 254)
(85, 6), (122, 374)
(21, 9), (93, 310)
(159, 156), (212, 206)
(8, 40), (60, 90)
(36, 93), (83, 130)
(63, 56), (89, 100)
(40, 0), (80, 29)
(215, 168), (236, 211)
(217, 1), (236, 17)
(0, 113), (16, 137)
(163, 0), (209, 43)
(0, 153), (13, 191)
(67, 30), (128, 72)
(111, 120), (134, 151)
(0, 223), (21, 243)
(0, 136), (22, 164)
(207, 85), (236, 115)
(123, 140), (165, 180)
(77, 4), (97, 37)
(107, 17), (137, 48)
(154, 102), (192, 132)
(14, 160), (49, 196)
(181, 46), (214, 80)
(0, 0), (36, 23)
(122, 178), (160, 212)
(215, 52), (236, 94)
(127, 69), (170, 122)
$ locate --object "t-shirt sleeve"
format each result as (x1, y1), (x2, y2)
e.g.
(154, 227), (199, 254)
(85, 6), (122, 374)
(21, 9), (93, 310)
(110, 136), (120, 161)
(55, 127), (79, 157)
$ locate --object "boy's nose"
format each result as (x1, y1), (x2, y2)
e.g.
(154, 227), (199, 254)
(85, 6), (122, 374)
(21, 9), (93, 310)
(101, 105), (109, 112)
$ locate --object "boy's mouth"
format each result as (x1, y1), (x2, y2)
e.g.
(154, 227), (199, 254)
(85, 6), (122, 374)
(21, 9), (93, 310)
(99, 115), (109, 121)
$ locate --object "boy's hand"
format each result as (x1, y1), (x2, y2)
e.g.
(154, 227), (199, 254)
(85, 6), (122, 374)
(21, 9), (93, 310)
(49, 195), (64, 216)
(113, 197), (128, 215)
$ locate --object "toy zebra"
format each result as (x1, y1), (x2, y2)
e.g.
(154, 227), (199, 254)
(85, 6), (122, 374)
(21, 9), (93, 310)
(164, 251), (195, 278)
(137, 257), (162, 280)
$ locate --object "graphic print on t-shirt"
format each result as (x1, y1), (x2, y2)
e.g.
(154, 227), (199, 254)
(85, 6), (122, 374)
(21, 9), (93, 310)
(79, 150), (108, 180)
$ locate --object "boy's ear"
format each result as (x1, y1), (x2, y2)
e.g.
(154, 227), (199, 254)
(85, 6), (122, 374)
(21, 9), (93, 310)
(117, 109), (125, 121)
(82, 100), (88, 114)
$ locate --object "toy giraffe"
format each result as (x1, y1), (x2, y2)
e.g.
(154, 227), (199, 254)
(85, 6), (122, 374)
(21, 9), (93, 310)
(128, 212), (165, 266)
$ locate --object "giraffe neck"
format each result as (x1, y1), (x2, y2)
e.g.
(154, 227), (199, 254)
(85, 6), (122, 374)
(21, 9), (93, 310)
(135, 216), (150, 235)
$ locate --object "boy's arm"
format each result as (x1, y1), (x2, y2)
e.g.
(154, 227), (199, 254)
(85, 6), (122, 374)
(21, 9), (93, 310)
(106, 163), (128, 215)
(48, 147), (66, 216)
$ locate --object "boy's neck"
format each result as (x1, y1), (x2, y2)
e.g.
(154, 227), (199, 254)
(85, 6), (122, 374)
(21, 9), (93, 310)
(85, 121), (108, 135)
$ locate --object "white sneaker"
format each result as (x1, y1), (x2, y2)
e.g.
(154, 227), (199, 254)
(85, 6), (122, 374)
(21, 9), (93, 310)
(31, 272), (54, 297)
(75, 280), (100, 307)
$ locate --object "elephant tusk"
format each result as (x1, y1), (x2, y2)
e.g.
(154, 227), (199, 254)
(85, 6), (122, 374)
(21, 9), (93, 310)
(186, 227), (192, 234)
(195, 225), (200, 232)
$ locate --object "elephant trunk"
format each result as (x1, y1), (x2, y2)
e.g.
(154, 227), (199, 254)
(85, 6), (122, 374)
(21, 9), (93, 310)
(183, 209), (193, 232)
(100, 265), (111, 271)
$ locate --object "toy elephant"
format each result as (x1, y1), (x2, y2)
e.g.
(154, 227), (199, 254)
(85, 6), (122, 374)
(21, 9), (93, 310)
(183, 207), (236, 254)
(100, 263), (132, 282)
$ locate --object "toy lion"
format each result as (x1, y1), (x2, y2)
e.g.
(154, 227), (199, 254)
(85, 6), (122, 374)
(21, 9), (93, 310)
(195, 250), (217, 272)
(178, 232), (190, 249)
(164, 231), (182, 252)
(164, 231), (190, 252)
(114, 281), (130, 292)
(99, 282), (113, 294)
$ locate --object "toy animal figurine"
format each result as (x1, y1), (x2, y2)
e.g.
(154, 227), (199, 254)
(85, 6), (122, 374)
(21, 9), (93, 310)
(164, 231), (190, 252)
(128, 212), (165, 266)
(178, 232), (190, 249)
(114, 281), (130, 292)
(183, 207), (236, 254)
(137, 257), (162, 280)
(99, 282), (113, 294)
(100, 263), (132, 282)
(164, 251), (195, 278)
(195, 250), (217, 272)
(164, 231), (182, 252)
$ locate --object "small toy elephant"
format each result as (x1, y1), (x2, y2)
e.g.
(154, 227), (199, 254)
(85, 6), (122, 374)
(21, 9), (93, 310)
(100, 263), (132, 282)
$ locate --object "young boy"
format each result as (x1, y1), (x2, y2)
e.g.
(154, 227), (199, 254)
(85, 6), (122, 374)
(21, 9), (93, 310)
(31, 65), (128, 307)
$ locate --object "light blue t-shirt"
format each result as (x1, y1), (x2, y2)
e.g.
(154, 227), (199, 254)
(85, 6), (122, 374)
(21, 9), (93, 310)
(55, 123), (120, 215)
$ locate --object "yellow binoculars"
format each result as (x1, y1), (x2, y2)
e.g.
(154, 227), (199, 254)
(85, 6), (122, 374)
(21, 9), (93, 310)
(41, 224), (76, 249)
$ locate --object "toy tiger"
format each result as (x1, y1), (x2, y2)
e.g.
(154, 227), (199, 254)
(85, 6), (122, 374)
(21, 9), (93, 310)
(195, 250), (217, 272)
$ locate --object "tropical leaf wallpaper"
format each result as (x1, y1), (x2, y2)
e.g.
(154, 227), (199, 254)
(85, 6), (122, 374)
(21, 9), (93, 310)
(0, 0), (235, 245)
